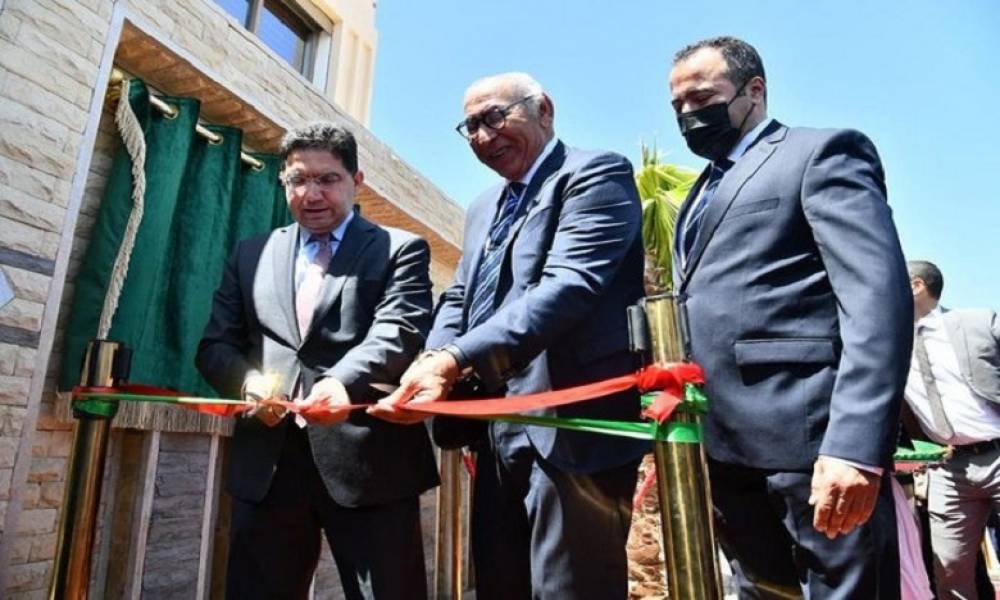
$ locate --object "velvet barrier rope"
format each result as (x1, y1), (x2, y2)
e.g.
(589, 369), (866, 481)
(71, 364), (708, 443)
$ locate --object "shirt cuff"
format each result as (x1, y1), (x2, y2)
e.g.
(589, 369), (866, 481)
(820, 455), (884, 476)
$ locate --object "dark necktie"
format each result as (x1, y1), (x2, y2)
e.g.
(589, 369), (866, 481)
(913, 325), (955, 439)
(468, 182), (526, 329)
(682, 159), (733, 260)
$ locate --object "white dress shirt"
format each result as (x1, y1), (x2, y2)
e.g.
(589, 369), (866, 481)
(294, 211), (354, 290)
(680, 117), (774, 237)
(905, 306), (1000, 445)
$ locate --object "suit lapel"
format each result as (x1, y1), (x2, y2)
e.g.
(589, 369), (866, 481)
(680, 121), (786, 288)
(463, 185), (505, 296)
(505, 141), (568, 245)
(673, 166), (711, 278)
(270, 225), (300, 345)
(305, 214), (376, 342)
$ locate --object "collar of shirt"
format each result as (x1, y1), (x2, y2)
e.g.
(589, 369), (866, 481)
(294, 212), (353, 289)
(916, 305), (943, 331)
(513, 137), (559, 189)
(298, 211), (354, 252)
(725, 117), (774, 164)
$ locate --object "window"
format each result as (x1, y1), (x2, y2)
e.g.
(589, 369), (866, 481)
(214, 0), (319, 77)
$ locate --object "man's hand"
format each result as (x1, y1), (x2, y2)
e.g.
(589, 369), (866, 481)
(300, 377), (352, 426)
(244, 373), (287, 427)
(808, 456), (881, 539)
(367, 351), (460, 425)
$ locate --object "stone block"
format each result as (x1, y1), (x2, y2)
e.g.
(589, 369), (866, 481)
(0, 436), (17, 468)
(10, 536), (31, 565)
(31, 431), (48, 457)
(20, 482), (41, 509)
(5, 560), (50, 593)
(35, 398), (72, 431)
(0, 299), (44, 332)
(0, 156), (71, 209)
(0, 374), (31, 406)
(29, 532), (57, 562)
(15, 0), (109, 40)
(46, 430), (72, 458)
(6, 1), (99, 60)
(15, 345), (36, 378)
(0, 183), (68, 232)
(26, 457), (65, 483)
(0, 404), (27, 436)
(0, 108), (76, 181)
(0, 466), (12, 498)
(39, 480), (65, 508)
(159, 432), (211, 453)
(0, 217), (59, 260)
(16, 508), (57, 534)
(8, 26), (97, 89)
(0, 342), (18, 375)
(8, 586), (50, 600)
(0, 71), (89, 134)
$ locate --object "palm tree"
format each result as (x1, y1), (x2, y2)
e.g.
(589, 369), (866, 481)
(635, 145), (698, 293)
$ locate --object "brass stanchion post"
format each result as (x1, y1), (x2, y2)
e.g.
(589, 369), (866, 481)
(643, 294), (723, 599)
(434, 448), (464, 599)
(49, 340), (128, 600)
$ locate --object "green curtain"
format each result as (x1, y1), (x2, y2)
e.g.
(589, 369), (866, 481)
(60, 80), (291, 396)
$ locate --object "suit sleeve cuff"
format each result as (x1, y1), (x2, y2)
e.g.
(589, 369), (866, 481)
(820, 455), (884, 476)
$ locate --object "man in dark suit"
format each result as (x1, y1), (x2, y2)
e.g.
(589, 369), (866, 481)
(669, 37), (913, 597)
(905, 260), (1000, 599)
(196, 123), (438, 599)
(370, 72), (648, 599)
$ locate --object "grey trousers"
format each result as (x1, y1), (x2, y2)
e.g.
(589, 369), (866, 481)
(928, 445), (1000, 600)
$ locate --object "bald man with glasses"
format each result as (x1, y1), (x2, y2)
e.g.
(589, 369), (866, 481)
(370, 72), (649, 599)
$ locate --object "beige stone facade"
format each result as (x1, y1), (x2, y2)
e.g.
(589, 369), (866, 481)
(0, 0), (463, 597)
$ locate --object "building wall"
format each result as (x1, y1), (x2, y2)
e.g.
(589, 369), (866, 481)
(0, 0), (462, 596)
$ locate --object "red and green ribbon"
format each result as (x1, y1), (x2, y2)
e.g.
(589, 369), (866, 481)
(72, 364), (708, 443)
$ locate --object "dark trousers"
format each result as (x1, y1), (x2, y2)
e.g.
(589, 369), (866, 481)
(471, 424), (638, 600)
(226, 426), (427, 600)
(709, 458), (900, 599)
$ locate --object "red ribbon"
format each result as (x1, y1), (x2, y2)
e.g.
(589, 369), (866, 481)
(72, 363), (705, 422)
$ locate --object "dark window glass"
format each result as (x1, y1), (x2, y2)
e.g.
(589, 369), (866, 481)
(258, 0), (310, 73)
(215, 0), (251, 26)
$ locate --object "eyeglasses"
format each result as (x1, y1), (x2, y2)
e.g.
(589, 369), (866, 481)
(282, 171), (343, 190)
(455, 96), (535, 140)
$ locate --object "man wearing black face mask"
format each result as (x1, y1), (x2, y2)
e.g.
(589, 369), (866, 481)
(670, 37), (913, 597)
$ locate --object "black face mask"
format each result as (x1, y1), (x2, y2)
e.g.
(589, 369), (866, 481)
(677, 82), (754, 162)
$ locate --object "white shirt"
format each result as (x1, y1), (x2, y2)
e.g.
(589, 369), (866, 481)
(905, 306), (1000, 445)
(515, 137), (559, 189)
(294, 211), (354, 290)
(681, 118), (774, 238)
(679, 118), (775, 274)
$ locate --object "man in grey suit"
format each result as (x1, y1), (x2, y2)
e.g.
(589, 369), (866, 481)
(905, 260), (1000, 599)
(371, 72), (648, 599)
(196, 123), (438, 599)
(669, 37), (913, 597)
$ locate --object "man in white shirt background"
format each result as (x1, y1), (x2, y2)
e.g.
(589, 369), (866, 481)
(905, 259), (1000, 599)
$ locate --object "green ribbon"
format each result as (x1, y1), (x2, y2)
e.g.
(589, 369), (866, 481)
(488, 385), (709, 444)
(71, 386), (942, 460)
(72, 398), (119, 419)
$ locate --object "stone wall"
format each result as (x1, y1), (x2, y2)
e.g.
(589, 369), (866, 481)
(0, 0), (118, 595)
(0, 0), (464, 596)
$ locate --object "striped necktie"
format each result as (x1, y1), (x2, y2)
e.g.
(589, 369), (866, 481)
(296, 236), (333, 337)
(468, 182), (526, 329)
(682, 158), (733, 261)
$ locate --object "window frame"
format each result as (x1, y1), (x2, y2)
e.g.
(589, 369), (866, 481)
(223, 0), (322, 80)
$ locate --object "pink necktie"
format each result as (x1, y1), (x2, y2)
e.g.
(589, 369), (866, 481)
(293, 238), (333, 427)
(296, 238), (333, 337)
